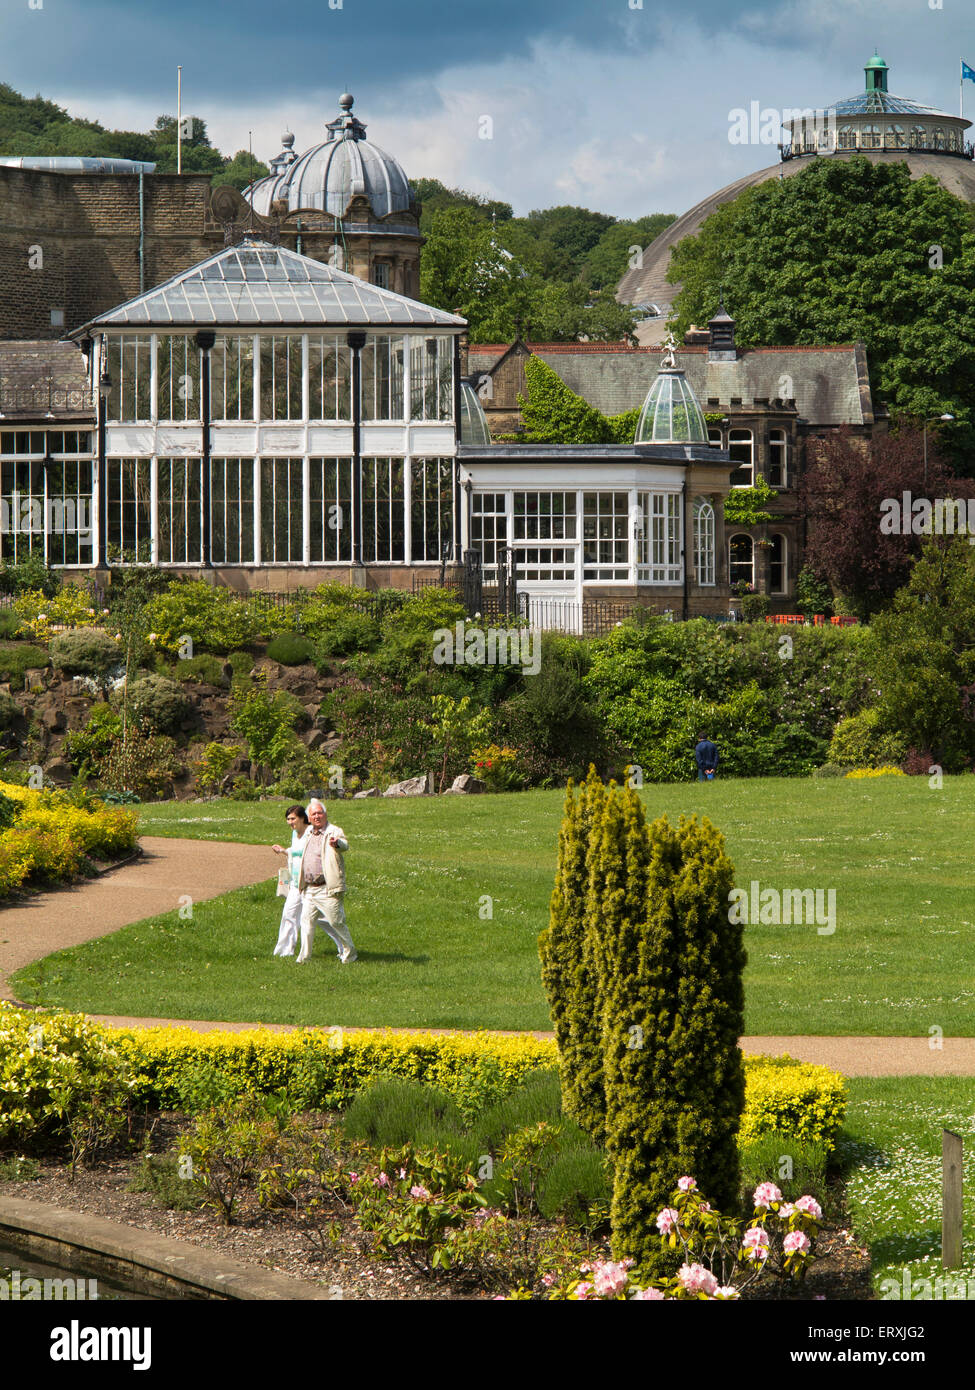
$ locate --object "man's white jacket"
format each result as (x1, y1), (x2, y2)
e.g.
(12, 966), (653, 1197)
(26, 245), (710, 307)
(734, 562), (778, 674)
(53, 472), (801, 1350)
(297, 824), (348, 894)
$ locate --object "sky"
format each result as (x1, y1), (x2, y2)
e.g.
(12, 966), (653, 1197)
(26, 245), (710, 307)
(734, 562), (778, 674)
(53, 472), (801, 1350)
(3, 0), (974, 221)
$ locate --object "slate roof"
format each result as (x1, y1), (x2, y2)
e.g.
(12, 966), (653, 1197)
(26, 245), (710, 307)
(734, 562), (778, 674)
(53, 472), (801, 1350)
(0, 340), (94, 420)
(72, 240), (465, 332)
(467, 343), (873, 426)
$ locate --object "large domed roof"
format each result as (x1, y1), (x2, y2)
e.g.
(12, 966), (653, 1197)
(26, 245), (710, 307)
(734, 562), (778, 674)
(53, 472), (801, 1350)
(245, 94), (413, 220)
(619, 56), (975, 345)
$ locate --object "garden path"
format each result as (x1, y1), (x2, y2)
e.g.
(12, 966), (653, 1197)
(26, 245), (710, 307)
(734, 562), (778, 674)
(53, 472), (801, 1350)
(3, 837), (975, 1077)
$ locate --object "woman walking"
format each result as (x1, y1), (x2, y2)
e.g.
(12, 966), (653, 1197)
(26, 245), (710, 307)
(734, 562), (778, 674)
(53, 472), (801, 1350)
(271, 804), (310, 957)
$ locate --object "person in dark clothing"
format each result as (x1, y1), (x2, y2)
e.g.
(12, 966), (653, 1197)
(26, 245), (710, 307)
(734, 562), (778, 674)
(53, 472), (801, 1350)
(695, 735), (719, 781)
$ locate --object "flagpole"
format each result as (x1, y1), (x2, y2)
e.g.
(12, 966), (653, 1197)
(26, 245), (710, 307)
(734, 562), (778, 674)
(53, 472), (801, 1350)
(177, 66), (183, 175)
(961, 58), (964, 120)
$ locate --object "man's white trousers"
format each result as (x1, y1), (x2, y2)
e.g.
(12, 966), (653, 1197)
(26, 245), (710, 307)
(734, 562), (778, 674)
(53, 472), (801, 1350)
(298, 886), (356, 962)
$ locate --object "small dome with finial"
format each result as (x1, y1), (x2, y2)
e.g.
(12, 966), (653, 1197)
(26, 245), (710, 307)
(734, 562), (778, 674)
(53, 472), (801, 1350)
(245, 92), (413, 219)
(634, 334), (708, 444)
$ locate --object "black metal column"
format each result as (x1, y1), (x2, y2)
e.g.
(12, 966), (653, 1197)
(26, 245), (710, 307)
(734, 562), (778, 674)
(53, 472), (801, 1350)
(347, 331), (366, 567)
(195, 330), (215, 568)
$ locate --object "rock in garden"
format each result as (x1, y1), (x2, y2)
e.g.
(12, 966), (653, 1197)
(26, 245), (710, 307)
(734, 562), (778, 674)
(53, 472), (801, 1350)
(354, 787), (379, 798)
(383, 774), (432, 797)
(447, 773), (486, 794)
(43, 757), (74, 784)
(24, 668), (47, 693)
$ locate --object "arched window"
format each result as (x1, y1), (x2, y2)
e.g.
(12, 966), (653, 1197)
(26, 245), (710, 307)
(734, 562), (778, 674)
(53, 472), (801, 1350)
(838, 125), (858, 150)
(887, 124), (906, 149)
(708, 426), (723, 449)
(693, 499), (715, 587)
(728, 429), (753, 487)
(933, 127), (946, 150)
(910, 125), (927, 148)
(729, 534), (754, 590)
(770, 533), (787, 595)
(862, 124), (881, 149)
(768, 429), (788, 488)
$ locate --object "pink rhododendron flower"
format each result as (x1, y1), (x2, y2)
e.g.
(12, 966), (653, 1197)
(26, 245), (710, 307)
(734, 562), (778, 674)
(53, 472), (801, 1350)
(410, 1184), (432, 1201)
(714, 1286), (740, 1300)
(677, 1176), (697, 1191)
(541, 1273), (555, 1287)
(593, 1261), (629, 1297)
(632, 1286), (666, 1300)
(656, 1207), (679, 1235)
(742, 1227), (770, 1262)
(784, 1231), (811, 1255)
(753, 1182), (783, 1209)
(779, 1202), (796, 1218)
(574, 1282), (593, 1301)
(349, 1172), (360, 1184)
(677, 1263), (719, 1296)
(795, 1195), (823, 1220)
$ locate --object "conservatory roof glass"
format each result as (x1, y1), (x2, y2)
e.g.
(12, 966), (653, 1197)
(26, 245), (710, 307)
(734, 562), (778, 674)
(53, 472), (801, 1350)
(634, 367), (708, 445)
(73, 239), (466, 333)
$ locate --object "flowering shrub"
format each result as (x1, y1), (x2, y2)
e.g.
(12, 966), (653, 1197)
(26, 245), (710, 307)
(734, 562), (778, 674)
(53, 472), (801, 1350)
(345, 1144), (490, 1272)
(470, 745), (527, 793)
(525, 1176), (822, 1299)
(845, 765), (907, 778)
(193, 741), (243, 795)
(142, 581), (271, 655)
(14, 585), (105, 642)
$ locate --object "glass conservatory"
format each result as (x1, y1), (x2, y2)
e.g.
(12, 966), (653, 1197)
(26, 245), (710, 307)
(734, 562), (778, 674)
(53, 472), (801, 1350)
(71, 239), (467, 571)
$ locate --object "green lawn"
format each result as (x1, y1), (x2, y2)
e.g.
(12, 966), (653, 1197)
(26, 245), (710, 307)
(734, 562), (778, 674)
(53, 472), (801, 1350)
(841, 1078), (975, 1297)
(11, 776), (975, 1032)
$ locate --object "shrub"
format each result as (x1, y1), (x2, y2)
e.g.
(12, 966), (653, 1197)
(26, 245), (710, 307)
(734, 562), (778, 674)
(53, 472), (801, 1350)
(127, 1153), (205, 1211)
(740, 1056), (846, 1153)
(592, 791), (746, 1274)
(537, 1146), (612, 1227)
(49, 627), (121, 676)
(180, 1096), (288, 1224)
(0, 690), (19, 730)
(193, 741), (242, 795)
(0, 642), (50, 685)
(229, 672), (301, 784)
(811, 763), (853, 778)
(0, 554), (61, 599)
(115, 675), (192, 735)
(170, 654), (228, 687)
(538, 772), (608, 1143)
(0, 789), (19, 830)
(266, 632), (316, 666)
(63, 703), (123, 779)
(142, 581), (265, 655)
(227, 651), (255, 678)
(846, 765), (907, 778)
(14, 585), (104, 642)
(341, 1078), (465, 1148)
(828, 706), (907, 769)
(0, 1002), (132, 1150)
(472, 1069), (564, 1153)
(99, 729), (181, 801)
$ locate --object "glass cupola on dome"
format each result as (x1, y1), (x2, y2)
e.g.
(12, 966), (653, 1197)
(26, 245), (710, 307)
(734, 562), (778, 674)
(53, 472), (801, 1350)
(634, 353), (708, 444)
(459, 380), (492, 445)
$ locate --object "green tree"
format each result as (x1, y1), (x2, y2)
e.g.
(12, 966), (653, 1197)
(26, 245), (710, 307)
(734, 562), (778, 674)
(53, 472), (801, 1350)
(723, 478), (777, 526)
(229, 672), (300, 785)
(668, 159), (975, 458)
(585, 214), (677, 292)
(539, 768), (608, 1142)
(868, 536), (975, 769)
(601, 804), (745, 1273)
(212, 150), (270, 192)
(518, 355), (614, 443)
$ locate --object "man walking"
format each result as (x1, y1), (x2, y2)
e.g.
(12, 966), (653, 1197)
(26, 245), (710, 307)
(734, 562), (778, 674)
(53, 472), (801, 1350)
(297, 799), (357, 965)
(694, 734), (720, 782)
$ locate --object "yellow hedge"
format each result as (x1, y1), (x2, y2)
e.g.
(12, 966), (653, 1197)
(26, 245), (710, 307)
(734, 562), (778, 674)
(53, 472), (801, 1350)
(106, 1025), (846, 1145)
(0, 784), (138, 897)
(740, 1053), (847, 1152)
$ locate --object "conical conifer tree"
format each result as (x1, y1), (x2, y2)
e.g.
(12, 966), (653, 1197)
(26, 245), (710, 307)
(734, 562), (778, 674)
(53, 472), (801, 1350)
(539, 767), (607, 1138)
(603, 812), (745, 1274)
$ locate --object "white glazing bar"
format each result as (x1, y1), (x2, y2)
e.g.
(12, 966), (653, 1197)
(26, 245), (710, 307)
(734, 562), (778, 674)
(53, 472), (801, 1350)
(150, 455), (159, 565)
(150, 335), (158, 425)
(302, 453), (310, 565)
(252, 456), (261, 565)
